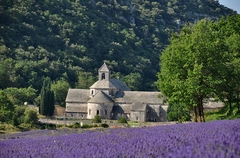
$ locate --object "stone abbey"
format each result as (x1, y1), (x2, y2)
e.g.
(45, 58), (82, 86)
(65, 63), (167, 122)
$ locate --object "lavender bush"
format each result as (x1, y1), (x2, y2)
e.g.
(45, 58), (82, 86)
(0, 119), (239, 158)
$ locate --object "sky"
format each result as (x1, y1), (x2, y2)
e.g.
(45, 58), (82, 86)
(218, 0), (240, 14)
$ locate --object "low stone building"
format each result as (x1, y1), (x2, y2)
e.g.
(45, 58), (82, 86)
(66, 63), (168, 122)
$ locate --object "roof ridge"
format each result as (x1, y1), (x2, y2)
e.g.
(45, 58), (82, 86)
(88, 91), (114, 103)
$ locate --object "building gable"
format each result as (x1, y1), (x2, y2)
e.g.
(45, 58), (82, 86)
(88, 91), (114, 103)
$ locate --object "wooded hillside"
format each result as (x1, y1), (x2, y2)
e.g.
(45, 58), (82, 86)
(0, 0), (236, 92)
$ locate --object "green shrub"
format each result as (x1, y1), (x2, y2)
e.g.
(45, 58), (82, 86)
(92, 115), (102, 123)
(18, 123), (32, 131)
(0, 125), (5, 130)
(24, 110), (38, 125)
(73, 122), (80, 128)
(44, 123), (56, 130)
(101, 123), (109, 128)
(93, 124), (98, 127)
(67, 124), (73, 128)
(118, 117), (127, 123)
(11, 106), (27, 126)
(56, 124), (63, 128)
(81, 124), (90, 128)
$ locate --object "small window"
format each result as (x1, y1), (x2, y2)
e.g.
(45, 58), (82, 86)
(97, 110), (100, 115)
(89, 109), (91, 115)
(102, 73), (105, 80)
(136, 117), (138, 120)
(105, 110), (107, 115)
(91, 90), (94, 95)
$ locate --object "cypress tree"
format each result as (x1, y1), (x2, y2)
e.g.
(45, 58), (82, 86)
(39, 80), (47, 115)
(40, 78), (55, 116)
(48, 89), (55, 116)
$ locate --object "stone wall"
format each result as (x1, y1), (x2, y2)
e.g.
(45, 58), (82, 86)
(130, 111), (146, 122)
(87, 103), (113, 119)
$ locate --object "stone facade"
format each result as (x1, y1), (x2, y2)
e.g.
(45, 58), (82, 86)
(66, 63), (168, 122)
(65, 63), (225, 122)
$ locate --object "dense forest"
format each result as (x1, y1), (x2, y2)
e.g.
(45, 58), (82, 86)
(0, 0), (237, 99)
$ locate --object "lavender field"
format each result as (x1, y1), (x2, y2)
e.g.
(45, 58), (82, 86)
(1, 119), (240, 158)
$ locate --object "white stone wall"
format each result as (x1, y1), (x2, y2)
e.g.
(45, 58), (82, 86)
(87, 103), (113, 119)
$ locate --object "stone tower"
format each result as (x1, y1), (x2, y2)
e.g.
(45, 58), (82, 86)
(90, 63), (118, 98)
(98, 63), (110, 81)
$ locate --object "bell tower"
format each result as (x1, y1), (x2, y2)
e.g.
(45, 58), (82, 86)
(98, 63), (110, 81)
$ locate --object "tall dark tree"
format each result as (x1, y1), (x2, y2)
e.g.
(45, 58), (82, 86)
(39, 78), (55, 116)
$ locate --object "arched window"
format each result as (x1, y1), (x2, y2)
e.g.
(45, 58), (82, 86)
(101, 73), (105, 80)
(91, 90), (94, 95)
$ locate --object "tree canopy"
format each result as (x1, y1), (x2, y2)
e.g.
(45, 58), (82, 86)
(0, 0), (236, 92)
(0, 90), (14, 122)
(157, 15), (240, 122)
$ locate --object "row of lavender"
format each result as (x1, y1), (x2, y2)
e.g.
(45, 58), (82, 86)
(1, 119), (240, 157)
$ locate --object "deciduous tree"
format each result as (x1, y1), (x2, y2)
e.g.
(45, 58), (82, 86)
(51, 79), (70, 107)
(0, 90), (14, 122)
(158, 20), (226, 122)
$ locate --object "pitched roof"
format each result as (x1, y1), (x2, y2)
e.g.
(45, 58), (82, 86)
(66, 103), (87, 112)
(110, 79), (130, 91)
(131, 102), (146, 111)
(65, 89), (89, 102)
(99, 63), (109, 72)
(90, 79), (130, 91)
(111, 105), (125, 114)
(112, 104), (131, 113)
(90, 80), (117, 89)
(115, 91), (163, 104)
(88, 91), (114, 103)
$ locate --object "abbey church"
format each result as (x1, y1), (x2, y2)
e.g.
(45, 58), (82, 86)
(65, 63), (168, 122)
